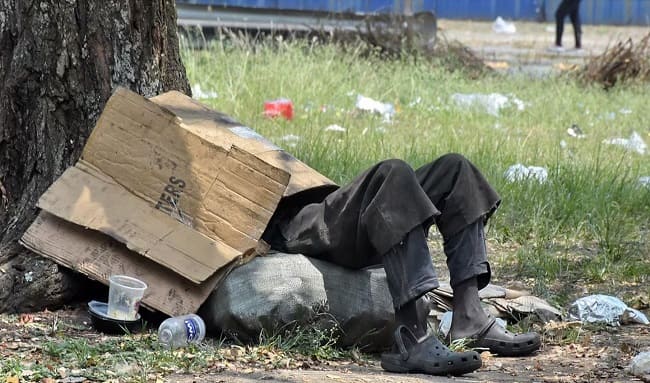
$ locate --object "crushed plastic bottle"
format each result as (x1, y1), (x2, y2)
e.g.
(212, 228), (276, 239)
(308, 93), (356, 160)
(158, 314), (206, 349)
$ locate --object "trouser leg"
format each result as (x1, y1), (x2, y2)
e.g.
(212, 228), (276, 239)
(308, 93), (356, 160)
(383, 226), (439, 309)
(569, 6), (582, 48)
(555, 0), (570, 46)
(415, 153), (501, 240)
(443, 218), (490, 289)
(267, 159), (441, 312)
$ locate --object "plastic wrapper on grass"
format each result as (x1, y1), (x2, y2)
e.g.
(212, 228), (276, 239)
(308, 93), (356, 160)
(603, 131), (647, 155)
(568, 294), (650, 326)
(504, 164), (548, 184)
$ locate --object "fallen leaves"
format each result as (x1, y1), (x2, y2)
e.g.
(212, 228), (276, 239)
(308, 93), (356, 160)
(19, 313), (35, 325)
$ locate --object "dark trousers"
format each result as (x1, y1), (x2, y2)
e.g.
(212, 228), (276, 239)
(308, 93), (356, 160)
(555, 0), (582, 48)
(263, 154), (501, 309)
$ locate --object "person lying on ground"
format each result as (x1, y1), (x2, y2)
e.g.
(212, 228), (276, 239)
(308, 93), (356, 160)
(262, 153), (541, 376)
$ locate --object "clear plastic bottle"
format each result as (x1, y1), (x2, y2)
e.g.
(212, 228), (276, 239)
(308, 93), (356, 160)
(157, 314), (206, 349)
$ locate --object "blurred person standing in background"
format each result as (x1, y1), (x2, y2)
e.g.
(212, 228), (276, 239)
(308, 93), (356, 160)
(551, 0), (583, 51)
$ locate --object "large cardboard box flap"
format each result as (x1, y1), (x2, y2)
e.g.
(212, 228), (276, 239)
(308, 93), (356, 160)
(33, 87), (291, 285)
(149, 91), (338, 197)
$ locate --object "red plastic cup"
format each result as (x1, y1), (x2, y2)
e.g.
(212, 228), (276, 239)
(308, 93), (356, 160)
(264, 99), (294, 120)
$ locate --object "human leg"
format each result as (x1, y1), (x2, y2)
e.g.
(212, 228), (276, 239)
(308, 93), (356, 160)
(569, 1), (582, 48)
(415, 154), (540, 356)
(554, 0), (572, 47)
(444, 219), (491, 338)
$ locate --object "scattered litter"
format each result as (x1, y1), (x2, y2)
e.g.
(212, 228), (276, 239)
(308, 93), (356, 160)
(408, 97), (422, 107)
(190, 84), (218, 99)
(504, 164), (548, 183)
(24, 271), (33, 283)
(280, 134), (301, 147)
(630, 351), (650, 379)
(438, 311), (506, 338)
(355, 94), (395, 122)
(567, 124), (585, 138)
(639, 176), (650, 188)
(324, 124), (346, 133)
(560, 140), (568, 149)
(568, 294), (650, 326)
(264, 98), (294, 120)
(452, 93), (525, 117)
(492, 16), (516, 34)
(603, 131), (647, 155)
(620, 108), (633, 115)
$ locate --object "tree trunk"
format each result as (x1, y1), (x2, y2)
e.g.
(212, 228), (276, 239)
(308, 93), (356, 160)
(0, 0), (190, 312)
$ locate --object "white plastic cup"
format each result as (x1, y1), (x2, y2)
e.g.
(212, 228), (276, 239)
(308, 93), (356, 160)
(107, 275), (147, 321)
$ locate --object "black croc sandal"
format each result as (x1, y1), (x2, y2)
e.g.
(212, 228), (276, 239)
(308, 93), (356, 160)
(381, 325), (482, 376)
(465, 316), (541, 357)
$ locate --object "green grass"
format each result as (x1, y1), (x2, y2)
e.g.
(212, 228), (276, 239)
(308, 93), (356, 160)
(182, 36), (649, 291)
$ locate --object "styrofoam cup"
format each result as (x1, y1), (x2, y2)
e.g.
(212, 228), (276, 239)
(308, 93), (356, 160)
(107, 275), (147, 321)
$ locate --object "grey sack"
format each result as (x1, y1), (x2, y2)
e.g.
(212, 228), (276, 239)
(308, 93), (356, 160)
(200, 253), (398, 350)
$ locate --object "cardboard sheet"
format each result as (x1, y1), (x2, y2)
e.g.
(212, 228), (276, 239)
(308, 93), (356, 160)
(20, 212), (249, 316)
(34, 88), (290, 284)
(21, 87), (344, 315)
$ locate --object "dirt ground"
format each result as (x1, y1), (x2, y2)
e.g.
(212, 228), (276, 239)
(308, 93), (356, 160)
(438, 19), (650, 75)
(1, 305), (649, 383)
(2, 19), (650, 383)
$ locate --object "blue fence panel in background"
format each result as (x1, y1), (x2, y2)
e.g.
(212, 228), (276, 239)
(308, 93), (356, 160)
(176, 0), (650, 25)
(545, 0), (650, 25)
(433, 0), (542, 21)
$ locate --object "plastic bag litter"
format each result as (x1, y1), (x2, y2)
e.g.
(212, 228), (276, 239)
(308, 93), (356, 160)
(568, 294), (650, 326)
(438, 311), (507, 338)
(324, 124), (346, 133)
(355, 95), (395, 122)
(190, 84), (218, 99)
(630, 351), (650, 378)
(567, 124), (585, 138)
(504, 164), (548, 183)
(639, 176), (650, 188)
(492, 16), (516, 34)
(452, 93), (525, 117)
(603, 131), (647, 155)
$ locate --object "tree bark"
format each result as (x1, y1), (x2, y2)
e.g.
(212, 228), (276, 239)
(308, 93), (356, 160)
(0, 0), (190, 312)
